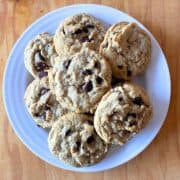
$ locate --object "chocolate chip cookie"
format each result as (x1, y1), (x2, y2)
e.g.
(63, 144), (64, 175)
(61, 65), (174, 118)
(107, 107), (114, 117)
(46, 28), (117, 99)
(24, 32), (57, 78)
(49, 48), (112, 113)
(24, 76), (69, 128)
(94, 82), (153, 145)
(54, 13), (106, 56)
(48, 113), (109, 167)
(100, 22), (151, 80)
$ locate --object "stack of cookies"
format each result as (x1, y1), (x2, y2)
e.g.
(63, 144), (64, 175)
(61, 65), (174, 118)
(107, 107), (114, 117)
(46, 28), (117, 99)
(24, 13), (153, 167)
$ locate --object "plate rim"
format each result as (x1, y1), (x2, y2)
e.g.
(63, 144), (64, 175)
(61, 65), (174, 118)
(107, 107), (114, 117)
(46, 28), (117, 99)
(3, 3), (171, 172)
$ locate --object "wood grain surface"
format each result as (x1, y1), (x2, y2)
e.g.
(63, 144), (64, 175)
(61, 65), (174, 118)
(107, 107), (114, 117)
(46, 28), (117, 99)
(0, 0), (179, 179)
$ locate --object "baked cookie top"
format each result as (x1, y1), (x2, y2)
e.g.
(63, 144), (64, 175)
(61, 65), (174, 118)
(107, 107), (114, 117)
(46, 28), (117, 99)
(54, 13), (106, 56)
(24, 32), (57, 78)
(49, 48), (112, 113)
(94, 82), (153, 145)
(100, 22), (151, 80)
(48, 113), (109, 167)
(24, 76), (69, 128)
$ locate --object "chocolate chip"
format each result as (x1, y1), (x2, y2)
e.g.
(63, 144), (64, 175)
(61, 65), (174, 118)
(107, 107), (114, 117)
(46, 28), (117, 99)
(37, 124), (41, 127)
(63, 60), (71, 69)
(127, 69), (132, 77)
(87, 120), (93, 125)
(81, 81), (93, 92)
(123, 130), (130, 136)
(39, 71), (48, 78)
(35, 111), (46, 120)
(35, 62), (49, 72)
(39, 87), (50, 96)
(84, 112), (93, 116)
(62, 28), (65, 35)
(86, 135), (95, 144)
(127, 113), (137, 118)
(111, 77), (121, 85)
(65, 129), (72, 136)
(44, 104), (51, 111)
(80, 36), (91, 43)
(118, 65), (123, 69)
(94, 61), (100, 69)
(73, 29), (82, 35)
(124, 113), (136, 122)
(132, 97), (144, 106)
(119, 97), (123, 102)
(129, 120), (137, 126)
(85, 24), (94, 29)
(82, 27), (89, 33)
(72, 141), (81, 152)
(75, 141), (81, 151)
(96, 76), (103, 84)
(82, 69), (93, 75)
(82, 25), (94, 33)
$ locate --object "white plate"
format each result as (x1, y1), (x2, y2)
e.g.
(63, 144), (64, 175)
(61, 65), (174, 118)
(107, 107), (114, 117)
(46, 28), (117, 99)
(3, 4), (171, 172)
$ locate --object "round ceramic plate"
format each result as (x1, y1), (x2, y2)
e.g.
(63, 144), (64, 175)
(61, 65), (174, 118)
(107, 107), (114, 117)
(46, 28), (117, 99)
(3, 4), (171, 172)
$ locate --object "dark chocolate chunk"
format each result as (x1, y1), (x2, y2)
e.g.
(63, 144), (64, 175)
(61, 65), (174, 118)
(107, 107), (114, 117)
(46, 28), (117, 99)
(132, 97), (144, 106)
(118, 65), (123, 69)
(35, 111), (46, 120)
(82, 69), (93, 75)
(39, 87), (50, 96)
(73, 29), (82, 35)
(127, 69), (132, 77)
(82, 27), (89, 33)
(94, 61), (100, 69)
(87, 120), (93, 125)
(62, 28), (65, 35)
(85, 24), (94, 29)
(39, 71), (48, 78)
(84, 112), (93, 115)
(127, 113), (137, 118)
(75, 141), (81, 151)
(35, 62), (49, 72)
(129, 120), (137, 126)
(63, 60), (71, 69)
(124, 113), (137, 122)
(82, 25), (94, 33)
(82, 81), (93, 92)
(79, 36), (91, 43)
(44, 104), (51, 111)
(65, 129), (72, 136)
(96, 76), (103, 84)
(123, 130), (130, 136)
(118, 97), (123, 102)
(111, 77), (121, 85)
(86, 135), (95, 144)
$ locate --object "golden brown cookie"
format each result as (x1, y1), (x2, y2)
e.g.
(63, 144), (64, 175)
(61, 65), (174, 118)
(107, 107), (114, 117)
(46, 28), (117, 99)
(48, 113), (109, 167)
(49, 48), (112, 113)
(100, 22), (151, 80)
(54, 13), (106, 56)
(94, 82), (153, 145)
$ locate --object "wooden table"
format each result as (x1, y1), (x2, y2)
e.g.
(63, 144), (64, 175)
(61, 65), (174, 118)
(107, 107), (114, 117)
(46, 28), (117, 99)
(0, 0), (179, 179)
